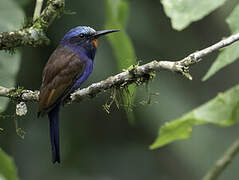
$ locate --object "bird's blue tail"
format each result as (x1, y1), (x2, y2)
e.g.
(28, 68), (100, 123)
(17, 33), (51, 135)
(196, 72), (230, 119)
(48, 103), (61, 163)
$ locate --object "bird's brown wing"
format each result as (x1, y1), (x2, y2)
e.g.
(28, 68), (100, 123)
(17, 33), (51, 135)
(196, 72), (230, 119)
(38, 45), (85, 116)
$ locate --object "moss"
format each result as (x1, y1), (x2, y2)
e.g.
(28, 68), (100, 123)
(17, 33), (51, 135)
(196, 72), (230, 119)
(103, 85), (135, 114)
(32, 17), (48, 31)
(125, 63), (139, 73)
(179, 66), (192, 80)
(14, 115), (26, 139)
(103, 87), (119, 114)
(124, 62), (157, 85)
(0, 0), (65, 50)
(0, 27), (50, 50)
(0, 31), (24, 50)
(103, 86), (123, 114)
(5, 48), (16, 55)
(7, 87), (26, 101)
(102, 63), (157, 112)
(42, 0), (65, 28)
(135, 71), (156, 86)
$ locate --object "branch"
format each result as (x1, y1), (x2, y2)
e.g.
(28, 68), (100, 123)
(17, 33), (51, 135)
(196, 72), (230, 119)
(202, 137), (239, 180)
(33, 0), (44, 21)
(0, 0), (65, 50)
(179, 33), (239, 66)
(0, 32), (239, 103)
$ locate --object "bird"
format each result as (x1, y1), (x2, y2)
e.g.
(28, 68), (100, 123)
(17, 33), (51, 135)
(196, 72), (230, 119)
(37, 26), (119, 163)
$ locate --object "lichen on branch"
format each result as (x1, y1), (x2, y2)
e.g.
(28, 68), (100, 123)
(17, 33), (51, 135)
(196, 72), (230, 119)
(0, 0), (65, 50)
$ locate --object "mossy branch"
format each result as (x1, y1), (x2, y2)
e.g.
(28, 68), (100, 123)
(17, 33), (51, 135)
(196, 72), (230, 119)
(1, 32), (239, 103)
(0, 0), (65, 50)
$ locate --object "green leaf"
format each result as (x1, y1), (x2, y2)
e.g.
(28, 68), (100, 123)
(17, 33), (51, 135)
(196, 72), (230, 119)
(203, 4), (239, 81)
(104, 0), (136, 71)
(0, 148), (19, 180)
(104, 0), (137, 122)
(150, 84), (239, 149)
(161, 0), (227, 31)
(0, 0), (24, 113)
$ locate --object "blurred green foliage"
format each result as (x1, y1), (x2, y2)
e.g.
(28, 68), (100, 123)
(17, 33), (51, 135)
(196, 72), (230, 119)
(161, 0), (227, 30)
(105, 0), (136, 71)
(151, 84), (239, 149)
(0, 148), (19, 180)
(0, 0), (239, 180)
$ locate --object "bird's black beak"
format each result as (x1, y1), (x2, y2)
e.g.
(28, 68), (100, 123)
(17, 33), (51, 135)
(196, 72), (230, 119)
(93, 29), (120, 39)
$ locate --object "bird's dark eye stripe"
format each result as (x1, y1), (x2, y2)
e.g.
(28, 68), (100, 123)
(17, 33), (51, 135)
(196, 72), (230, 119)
(69, 36), (80, 44)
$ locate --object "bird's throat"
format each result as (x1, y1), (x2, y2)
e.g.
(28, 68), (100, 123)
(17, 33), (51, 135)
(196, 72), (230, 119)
(92, 39), (98, 48)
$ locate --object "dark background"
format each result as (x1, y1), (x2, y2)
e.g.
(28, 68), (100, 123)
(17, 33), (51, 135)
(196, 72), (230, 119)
(1, 0), (239, 179)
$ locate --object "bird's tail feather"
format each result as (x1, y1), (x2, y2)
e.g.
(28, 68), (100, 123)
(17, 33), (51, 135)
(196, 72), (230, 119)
(48, 104), (61, 163)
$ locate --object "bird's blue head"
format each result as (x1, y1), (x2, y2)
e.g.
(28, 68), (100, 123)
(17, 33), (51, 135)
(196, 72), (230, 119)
(61, 26), (119, 60)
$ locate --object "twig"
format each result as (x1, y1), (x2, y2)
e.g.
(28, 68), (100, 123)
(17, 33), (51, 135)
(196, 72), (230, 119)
(0, 0), (65, 50)
(179, 33), (239, 66)
(0, 86), (39, 102)
(33, 0), (44, 21)
(0, 32), (239, 103)
(202, 137), (239, 180)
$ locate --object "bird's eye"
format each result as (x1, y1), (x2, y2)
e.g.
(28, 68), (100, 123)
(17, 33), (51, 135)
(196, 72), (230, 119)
(79, 33), (84, 38)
